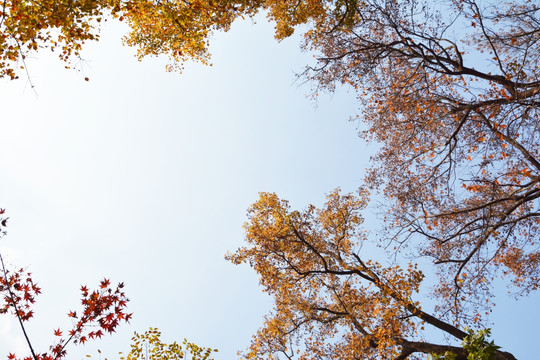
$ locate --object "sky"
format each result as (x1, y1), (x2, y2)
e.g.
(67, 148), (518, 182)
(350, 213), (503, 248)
(0, 11), (538, 360)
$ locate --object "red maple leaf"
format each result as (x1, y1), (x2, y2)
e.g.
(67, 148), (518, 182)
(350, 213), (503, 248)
(99, 279), (110, 289)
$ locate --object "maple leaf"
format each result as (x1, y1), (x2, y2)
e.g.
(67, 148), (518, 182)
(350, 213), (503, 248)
(22, 310), (34, 321)
(99, 279), (110, 289)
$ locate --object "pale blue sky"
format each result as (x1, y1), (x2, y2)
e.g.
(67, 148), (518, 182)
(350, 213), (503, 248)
(0, 13), (537, 360)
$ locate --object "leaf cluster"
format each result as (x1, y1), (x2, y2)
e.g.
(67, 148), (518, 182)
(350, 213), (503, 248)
(430, 328), (501, 360)
(123, 327), (217, 360)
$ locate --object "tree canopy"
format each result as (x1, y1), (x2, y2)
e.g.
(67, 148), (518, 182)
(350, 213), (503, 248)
(227, 190), (517, 360)
(0, 0), (263, 79)
(299, 0), (540, 316)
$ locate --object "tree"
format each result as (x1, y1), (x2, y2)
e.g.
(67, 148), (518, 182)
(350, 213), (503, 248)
(290, 0), (540, 318)
(0, 210), (132, 360)
(227, 189), (517, 360)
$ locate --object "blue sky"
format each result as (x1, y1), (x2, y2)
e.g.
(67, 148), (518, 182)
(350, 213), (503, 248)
(0, 13), (538, 360)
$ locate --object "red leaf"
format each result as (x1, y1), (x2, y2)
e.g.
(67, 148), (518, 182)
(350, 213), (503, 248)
(99, 279), (110, 289)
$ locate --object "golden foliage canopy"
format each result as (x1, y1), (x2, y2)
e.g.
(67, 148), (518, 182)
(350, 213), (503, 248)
(0, 0), (261, 78)
(227, 190), (517, 360)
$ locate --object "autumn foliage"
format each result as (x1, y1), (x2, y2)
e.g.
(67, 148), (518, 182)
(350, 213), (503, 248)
(2, 0), (539, 359)
(227, 190), (517, 360)
(295, 0), (540, 316)
(0, 211), (131, 360)
(123, 327), (217, 360)
(0, 0), (264, 79)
